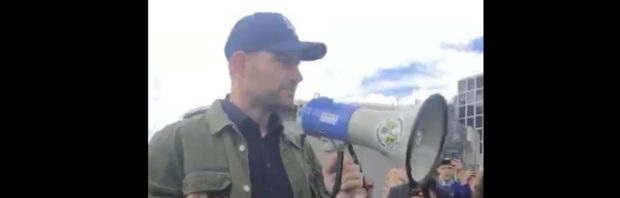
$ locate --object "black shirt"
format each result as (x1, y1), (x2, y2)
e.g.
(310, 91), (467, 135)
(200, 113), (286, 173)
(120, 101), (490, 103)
(221, 99), (294, 198)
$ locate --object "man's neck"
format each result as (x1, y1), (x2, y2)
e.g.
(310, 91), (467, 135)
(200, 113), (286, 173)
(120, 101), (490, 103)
(228, 92), (272, 136)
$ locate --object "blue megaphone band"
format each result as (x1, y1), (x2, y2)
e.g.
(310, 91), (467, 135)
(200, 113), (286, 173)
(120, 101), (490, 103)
(299, 97), (360, 141)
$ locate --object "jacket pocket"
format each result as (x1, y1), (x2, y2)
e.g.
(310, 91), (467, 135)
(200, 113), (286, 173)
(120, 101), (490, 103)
(182, 171), (232, 197)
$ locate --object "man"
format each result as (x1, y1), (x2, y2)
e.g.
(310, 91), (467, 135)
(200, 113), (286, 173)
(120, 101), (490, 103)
(148, 12), (364, 198)
(434, 159), (472, 198)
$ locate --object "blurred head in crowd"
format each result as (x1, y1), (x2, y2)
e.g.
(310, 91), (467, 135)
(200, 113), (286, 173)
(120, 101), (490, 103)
(413, 180), (451, 198)
(383, 168), (452, 198)
(435, 159), (455, 180)
(383, 168), (408, 198)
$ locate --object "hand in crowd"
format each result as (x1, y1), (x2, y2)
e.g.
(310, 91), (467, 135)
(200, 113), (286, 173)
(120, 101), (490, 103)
(469, 170), (482, 193)
(452, 159), (476, 185)
(451, 159), (464, 171)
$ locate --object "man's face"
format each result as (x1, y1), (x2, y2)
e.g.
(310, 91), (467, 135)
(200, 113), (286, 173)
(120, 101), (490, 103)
(436, 165), (454, 178)
(241, 50), (302, 109)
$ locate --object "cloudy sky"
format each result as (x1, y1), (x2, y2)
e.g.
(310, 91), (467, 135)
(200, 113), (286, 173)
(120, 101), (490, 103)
(149, 0), (483, 139)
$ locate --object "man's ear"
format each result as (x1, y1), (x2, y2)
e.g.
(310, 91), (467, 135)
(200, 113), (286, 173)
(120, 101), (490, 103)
(228, 51), (247, 77)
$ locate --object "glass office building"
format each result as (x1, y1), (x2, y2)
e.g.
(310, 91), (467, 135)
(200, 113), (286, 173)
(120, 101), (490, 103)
(456, 73), (483, 155)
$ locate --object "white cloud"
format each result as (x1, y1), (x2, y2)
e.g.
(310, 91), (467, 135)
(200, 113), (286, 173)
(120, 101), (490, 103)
(149, 0), (483, 137)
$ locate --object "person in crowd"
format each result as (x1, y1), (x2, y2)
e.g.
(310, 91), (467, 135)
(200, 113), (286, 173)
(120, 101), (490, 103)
(467, 170), (477, 193)
(382, 168), (408, 198)
(382, 168), (452, 198)
(471, 170), (482, 198)
(434, 159), (472, 198)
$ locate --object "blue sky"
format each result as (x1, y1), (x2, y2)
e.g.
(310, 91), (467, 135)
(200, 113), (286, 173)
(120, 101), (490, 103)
(149, 0), (483, 138)
(361, 37), (483, 98)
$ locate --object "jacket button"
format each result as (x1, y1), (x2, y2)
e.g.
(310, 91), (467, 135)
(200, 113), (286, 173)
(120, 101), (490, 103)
(239, 145), (246, 152)
(243, 185), (250, 192)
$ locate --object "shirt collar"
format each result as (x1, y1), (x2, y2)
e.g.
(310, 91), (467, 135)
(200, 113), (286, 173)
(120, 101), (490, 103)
(220, 94), (284, 135)
(439, 179), (455, 187)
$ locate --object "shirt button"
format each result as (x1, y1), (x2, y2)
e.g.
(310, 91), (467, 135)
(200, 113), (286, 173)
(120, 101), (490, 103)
(243, 185), (250, 192)
(238, 145), (246, 152)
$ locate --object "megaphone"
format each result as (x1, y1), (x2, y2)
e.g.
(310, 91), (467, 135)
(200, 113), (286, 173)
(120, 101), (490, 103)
(298, 94), (448, 184)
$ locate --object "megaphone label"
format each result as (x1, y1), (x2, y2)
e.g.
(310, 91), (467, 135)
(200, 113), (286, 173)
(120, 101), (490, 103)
(318, 112), (339, 125)
(375, 118), (404, 151)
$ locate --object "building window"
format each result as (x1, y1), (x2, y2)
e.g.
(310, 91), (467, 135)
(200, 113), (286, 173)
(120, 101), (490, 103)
(458, 93), (466, 105)
(459, 107), (466, 118)
(459, 119), (465, 124)
(467, 105), (474, 117)
(467, 117), (474, 127)
(476, 76), (483, 88)
(467, 78), (475, 91)
(479, 141), (483, 154)
(458, 80), (466, 93)
(467, 91), (475, 104)
(476, 89), (483, 102)
(475, 102), (483, 115)
(475, 115), (483, 128)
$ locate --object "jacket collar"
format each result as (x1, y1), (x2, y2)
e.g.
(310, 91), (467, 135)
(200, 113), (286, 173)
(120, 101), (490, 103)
(204, 100), (234, 135)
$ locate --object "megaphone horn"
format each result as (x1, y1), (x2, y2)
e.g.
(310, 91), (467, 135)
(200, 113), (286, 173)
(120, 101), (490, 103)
(299, 94), (448, 183)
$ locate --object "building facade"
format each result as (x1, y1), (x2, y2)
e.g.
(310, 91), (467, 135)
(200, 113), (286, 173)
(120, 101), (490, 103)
(443, 104), (463, 159)
(456, 73), (483, 156)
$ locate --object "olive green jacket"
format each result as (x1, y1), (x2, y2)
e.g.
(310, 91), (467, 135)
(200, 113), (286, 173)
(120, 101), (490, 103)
(148, 100), (330, 198)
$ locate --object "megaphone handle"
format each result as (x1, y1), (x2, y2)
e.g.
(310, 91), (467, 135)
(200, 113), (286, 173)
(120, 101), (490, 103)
(346, 144), (370, 191)
(330, 151), (345, 198)
(346, 144), (362, 171)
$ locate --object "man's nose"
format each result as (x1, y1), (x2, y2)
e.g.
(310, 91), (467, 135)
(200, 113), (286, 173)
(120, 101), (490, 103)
(290, 66), (303, 83)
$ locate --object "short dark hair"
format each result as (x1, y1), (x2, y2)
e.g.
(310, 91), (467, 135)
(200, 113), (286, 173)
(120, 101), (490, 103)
(432, 159), (453, 176)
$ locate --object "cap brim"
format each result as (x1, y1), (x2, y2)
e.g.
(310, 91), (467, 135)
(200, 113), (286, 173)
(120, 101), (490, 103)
(264, 41), (327, 61)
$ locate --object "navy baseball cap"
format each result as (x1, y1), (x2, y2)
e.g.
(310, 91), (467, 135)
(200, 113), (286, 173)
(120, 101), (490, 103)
(224, 12), (327, 61)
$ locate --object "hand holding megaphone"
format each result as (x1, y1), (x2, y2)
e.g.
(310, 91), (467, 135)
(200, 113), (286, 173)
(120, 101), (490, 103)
(321, 153), (366, 198)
